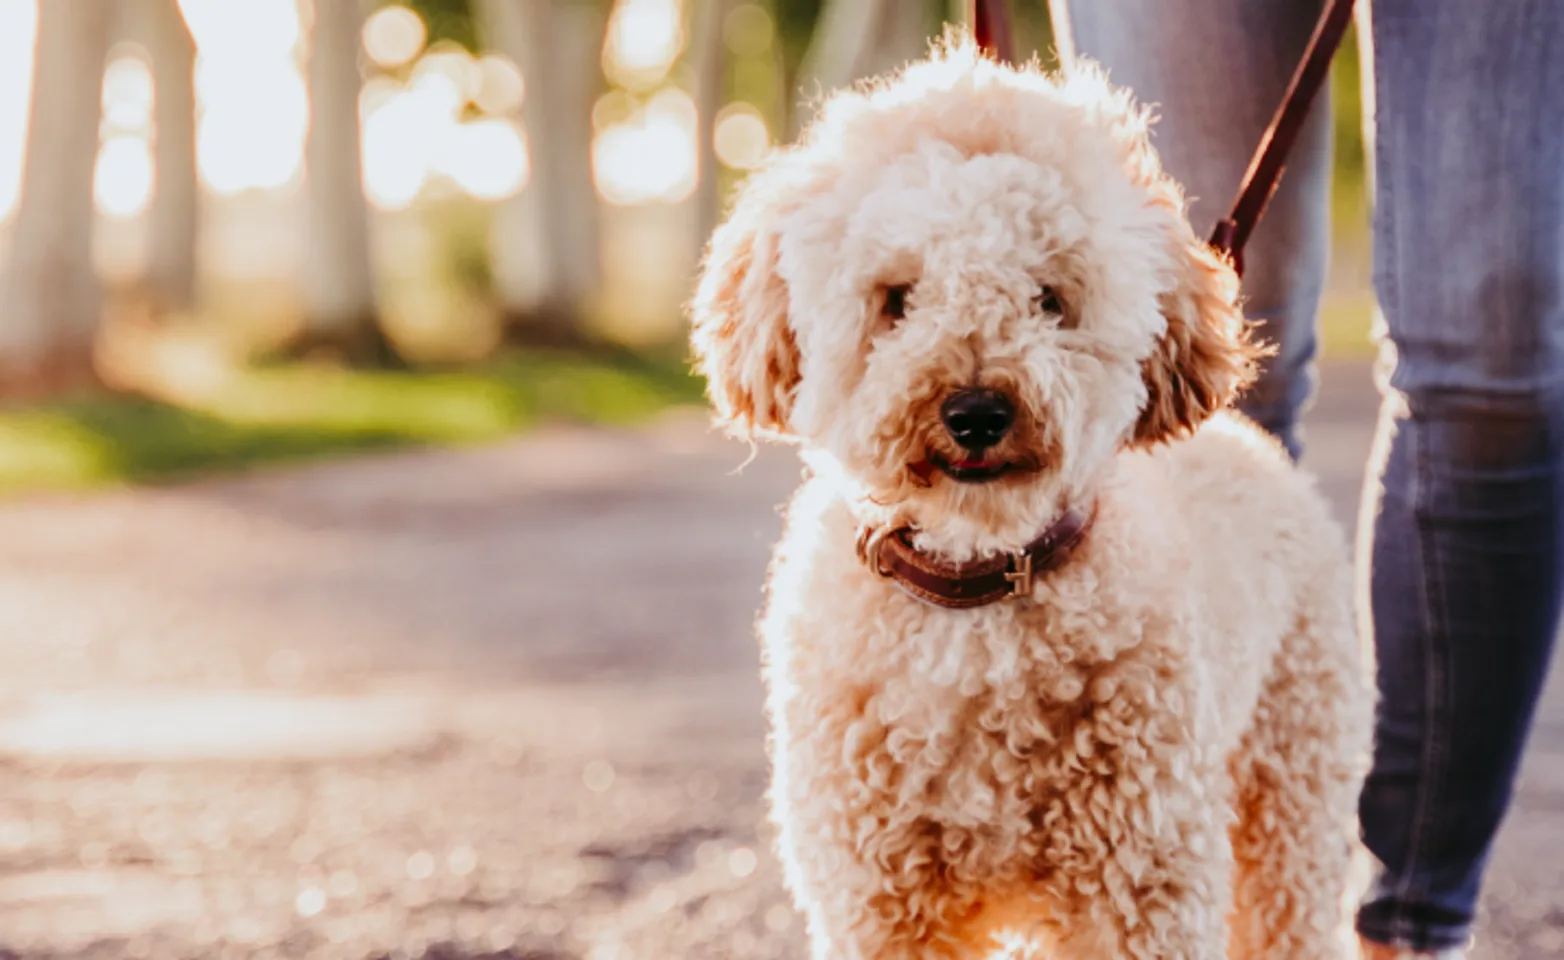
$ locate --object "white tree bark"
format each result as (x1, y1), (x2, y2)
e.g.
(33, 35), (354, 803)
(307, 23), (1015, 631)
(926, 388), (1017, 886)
(688, 0), (728, 257)
(791, 0), (931, 139)
(870, 0), (935, 75)
(300, 0), (383, 355)
(478, 0), (606, 341)
(135, 0), (199, 316)
(476, 0), (551, 320)
(0, 0), (111, 392)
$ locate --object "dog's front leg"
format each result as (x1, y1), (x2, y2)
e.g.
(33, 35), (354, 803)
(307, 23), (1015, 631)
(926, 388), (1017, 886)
(780, 795), (984, 960)
(1038, 686), (1234, 960)
(1049, 790), (1233, 960)
(772, 704), (989, 960)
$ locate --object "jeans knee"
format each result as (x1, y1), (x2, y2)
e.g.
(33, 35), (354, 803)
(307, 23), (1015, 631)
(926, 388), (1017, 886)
(1390, 382), (1564, 482)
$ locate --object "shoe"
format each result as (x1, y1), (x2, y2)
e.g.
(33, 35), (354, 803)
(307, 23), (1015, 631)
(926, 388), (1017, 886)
(1359, 936), (1467, 960)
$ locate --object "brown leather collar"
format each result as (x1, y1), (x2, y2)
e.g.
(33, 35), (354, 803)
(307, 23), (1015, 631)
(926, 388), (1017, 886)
(856, 502), (1097, 609)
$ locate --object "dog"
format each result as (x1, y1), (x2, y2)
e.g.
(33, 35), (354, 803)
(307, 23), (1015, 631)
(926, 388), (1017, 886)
(690, 36), (1373, 960)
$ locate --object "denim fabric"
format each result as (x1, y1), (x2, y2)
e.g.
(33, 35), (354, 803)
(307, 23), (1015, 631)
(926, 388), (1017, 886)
(1053, 0), (1332, 459)
(1055, 0), (1564, 950)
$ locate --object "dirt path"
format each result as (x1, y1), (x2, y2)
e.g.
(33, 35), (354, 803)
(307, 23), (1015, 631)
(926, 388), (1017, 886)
(0, 362), (1557, 959)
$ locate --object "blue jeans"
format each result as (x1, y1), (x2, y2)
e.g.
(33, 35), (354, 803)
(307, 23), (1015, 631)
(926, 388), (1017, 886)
(1055, 0), (1564, 950)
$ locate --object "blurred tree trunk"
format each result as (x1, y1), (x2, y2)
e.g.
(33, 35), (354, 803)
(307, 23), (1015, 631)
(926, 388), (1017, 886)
(0, 0), (112, 396)
(790, 0), (932, 139)
(292, 0), (398, 365)
(689, 0), (728, 258)
(130, 0), (200, 319)
(478, 0), (608, 347)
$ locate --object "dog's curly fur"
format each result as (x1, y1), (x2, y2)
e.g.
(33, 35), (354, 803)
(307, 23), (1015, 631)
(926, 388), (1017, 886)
(691, 37), (1374, 960)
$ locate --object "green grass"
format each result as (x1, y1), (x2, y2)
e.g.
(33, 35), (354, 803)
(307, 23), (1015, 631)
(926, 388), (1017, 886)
(0, 350), (706, 497)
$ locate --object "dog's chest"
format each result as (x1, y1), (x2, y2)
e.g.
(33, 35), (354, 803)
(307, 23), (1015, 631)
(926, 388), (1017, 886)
(844, 626), (1101, 823)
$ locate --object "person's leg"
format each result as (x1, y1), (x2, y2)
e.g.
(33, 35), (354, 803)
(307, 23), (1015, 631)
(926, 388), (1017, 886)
(1051, 0), (1331, 458)
(1358, 0), (1564, 951)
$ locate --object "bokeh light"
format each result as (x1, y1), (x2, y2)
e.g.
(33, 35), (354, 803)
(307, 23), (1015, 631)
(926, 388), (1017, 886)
(185, 0), (308, 194)
(415, 46), (482, 104)
(95, 134), (154, 219)
(473, 54), (525, 115)
(361, 78), (451, 210)
(178, 0), (299, 56)
(603, 0), (684, 91)
(96, 52), (156, 219)
(0, 0), (39, 220)
(0, 0), (718, 224)
(195, 55), (308, 194)
(442, 118), (528, 201)
(101, 54), (154, 134)
(592, 87), (698, 206)
(592, 89), (637, 132)
(723, 3), (775, 57)
(713, 103), (770, 170)
(362, 4), (427, 69)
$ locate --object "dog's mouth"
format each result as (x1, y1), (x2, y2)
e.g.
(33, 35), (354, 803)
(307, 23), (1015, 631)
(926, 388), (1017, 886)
(925, 451), (1014, 483)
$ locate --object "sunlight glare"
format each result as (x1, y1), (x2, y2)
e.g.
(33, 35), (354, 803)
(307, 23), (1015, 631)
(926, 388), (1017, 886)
(95, 134), (154, 219)
(713, 102), (770, 170)
(592, 87), (697, 205)
(604, 0), (684, 90)
(363, 4), (426, 69)
(178, 0), (299, 58)
(182, 0), (308, 194)
(196, 56), (308, 194)
(0, 0), (39, 220)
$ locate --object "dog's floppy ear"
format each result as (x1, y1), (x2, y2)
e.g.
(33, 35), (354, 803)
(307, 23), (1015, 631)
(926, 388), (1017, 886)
(1132, 235), (1261, 447)
(1059, 61), (1263, 447)
(689, 171), (802, 439)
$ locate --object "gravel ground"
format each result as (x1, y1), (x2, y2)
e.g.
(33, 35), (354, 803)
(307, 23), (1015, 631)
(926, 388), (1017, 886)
(0, 361), (1558, 959)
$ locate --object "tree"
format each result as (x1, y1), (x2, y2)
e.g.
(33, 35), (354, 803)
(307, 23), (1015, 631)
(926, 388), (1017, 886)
(0, 0), (112, 395)
(790, 0), (934, 139)
(687, 0), (729, 257)
(292, 0), (398, 364)
(128, 0), (200, 318)
(477, 0), (608, 346)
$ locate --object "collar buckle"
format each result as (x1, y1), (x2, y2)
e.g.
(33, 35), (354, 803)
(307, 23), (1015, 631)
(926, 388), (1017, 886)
(1003, 551), (1033, 598)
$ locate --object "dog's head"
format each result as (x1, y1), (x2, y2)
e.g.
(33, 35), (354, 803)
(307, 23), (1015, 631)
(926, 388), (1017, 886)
(691, 39), (1258, 546)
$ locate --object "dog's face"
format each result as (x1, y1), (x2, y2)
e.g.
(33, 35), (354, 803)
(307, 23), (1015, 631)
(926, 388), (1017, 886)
(692, 42), (1257, 545)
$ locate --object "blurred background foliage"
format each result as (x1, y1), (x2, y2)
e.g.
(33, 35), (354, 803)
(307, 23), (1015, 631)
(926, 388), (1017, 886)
(0, 0), (1373, 495)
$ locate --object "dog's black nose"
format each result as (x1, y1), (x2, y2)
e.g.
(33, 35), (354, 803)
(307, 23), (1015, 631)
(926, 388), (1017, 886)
(940, 389), (1014, 451)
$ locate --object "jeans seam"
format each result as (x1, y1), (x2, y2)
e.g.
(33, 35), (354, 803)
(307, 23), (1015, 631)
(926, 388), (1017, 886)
(1389, 420), (1451, 950)
(1367, 42), (1438, 943)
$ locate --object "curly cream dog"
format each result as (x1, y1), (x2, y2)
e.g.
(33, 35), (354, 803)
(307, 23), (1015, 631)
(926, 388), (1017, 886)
(691, 38), (1373, 960)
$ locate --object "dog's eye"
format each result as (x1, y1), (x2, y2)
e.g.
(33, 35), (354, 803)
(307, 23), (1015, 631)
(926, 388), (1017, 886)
(1035, 284), (1064, 316)
(881, 284), (911, 321)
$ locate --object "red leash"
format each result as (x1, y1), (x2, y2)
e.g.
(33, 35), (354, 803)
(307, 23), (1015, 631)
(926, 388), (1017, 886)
(969, 0), (1358, 278)
(972, 0), (1015, 62)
